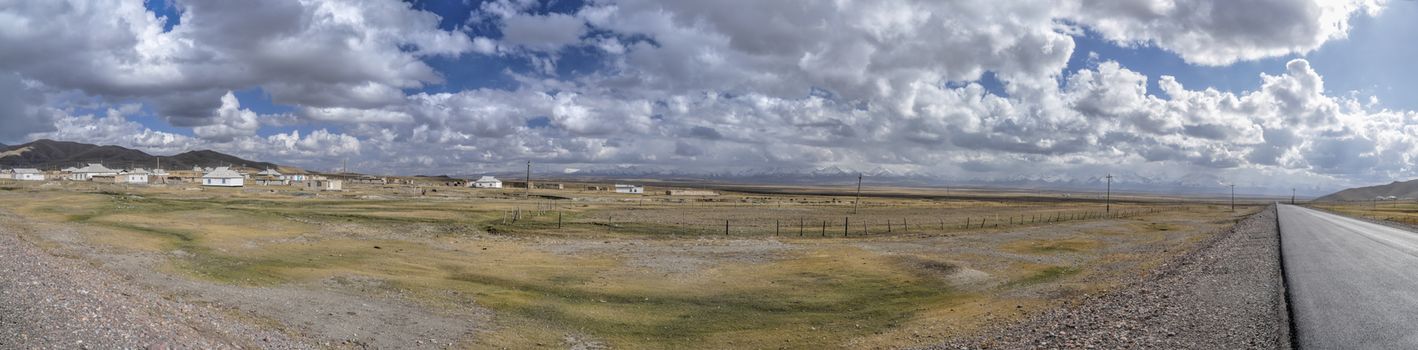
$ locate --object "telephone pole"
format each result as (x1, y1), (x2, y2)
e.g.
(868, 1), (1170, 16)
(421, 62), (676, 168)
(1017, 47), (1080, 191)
(1104, 174), (1113, 214)
(525, 160), (532, 197)
(853, 174), (863, 214)
(1230, 184), (1236, 212)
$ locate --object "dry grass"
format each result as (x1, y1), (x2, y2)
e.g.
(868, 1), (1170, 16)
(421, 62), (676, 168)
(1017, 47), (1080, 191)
(0, 180), (1253, 349)
(1311, 201), (1418, 225)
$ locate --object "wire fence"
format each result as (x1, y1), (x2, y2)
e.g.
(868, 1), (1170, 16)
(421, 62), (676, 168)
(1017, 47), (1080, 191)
(491, 202), (1231, 238)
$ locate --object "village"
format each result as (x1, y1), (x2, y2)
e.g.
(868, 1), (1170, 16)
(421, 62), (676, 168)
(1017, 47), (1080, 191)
(0, 163), (667, 196)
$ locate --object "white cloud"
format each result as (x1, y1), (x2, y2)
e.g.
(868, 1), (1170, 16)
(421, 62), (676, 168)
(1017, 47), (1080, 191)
(500, 12), (586, 50)
(301, 106), (414, 124)
(4, 0), (1413, 192)
(192, 92), (264, 141)
(1068, 0), (1385, 65)
(0, 0), (473, 122)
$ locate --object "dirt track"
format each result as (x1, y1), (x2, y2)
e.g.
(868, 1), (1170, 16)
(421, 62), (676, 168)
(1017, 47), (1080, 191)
(0, 210), (307, 349)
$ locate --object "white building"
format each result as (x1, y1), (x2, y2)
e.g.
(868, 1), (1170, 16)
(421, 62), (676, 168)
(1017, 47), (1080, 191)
(0, 169), (11, 180)
(69, 163), (118, 181)
(471, 176), (503, 188)
(201, 167), (244, 187)
(118, 169), (150, 184)
(614, 184), (644, 194)
(305, 179), (343, 191)
(13, 168), (44, 181)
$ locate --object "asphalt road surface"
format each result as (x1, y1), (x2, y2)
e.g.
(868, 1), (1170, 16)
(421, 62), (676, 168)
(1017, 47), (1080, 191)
(1279, 204), (1418, 349)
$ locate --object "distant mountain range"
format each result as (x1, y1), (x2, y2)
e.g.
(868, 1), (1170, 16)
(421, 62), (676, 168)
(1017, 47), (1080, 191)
(478, 165), (1269, 196)
(0, 139), (282, 171)
(1315, 179), (1418, 201)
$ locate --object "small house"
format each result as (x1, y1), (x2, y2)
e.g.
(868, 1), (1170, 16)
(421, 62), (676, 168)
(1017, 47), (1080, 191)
(614, 184), (644, 194)
(254, 175), (287, 186)
(69, 163), (118, 181)
(202, 167), (244, 187)
(284, 172), (308, 182)
(305, 179), (343, 191)
(13, 168), (44, 181)
(255, 169), (288, 185)
(118, 169), (150, 184)
(0, 169), (11, 180)
(471, 176), (503, 188)
(148, 169), (169, 184)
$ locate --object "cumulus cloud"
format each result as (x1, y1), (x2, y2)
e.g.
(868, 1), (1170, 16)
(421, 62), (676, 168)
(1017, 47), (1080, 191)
(192, 92), (265, 141)
(2, 0), (1410, 192)
(1069, 0), (1384, 65)
(0, 72), (55, 142)
(0, 0), (473, 122)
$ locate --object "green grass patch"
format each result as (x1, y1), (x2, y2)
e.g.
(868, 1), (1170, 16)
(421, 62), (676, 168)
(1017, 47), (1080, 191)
(1006, 266), (1080, 287)
(440, 267), (959, 348)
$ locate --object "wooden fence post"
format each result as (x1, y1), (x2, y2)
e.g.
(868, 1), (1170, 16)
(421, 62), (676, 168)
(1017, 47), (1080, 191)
(844, 217), (849, 237)
(799, 218), (804, 237)
(775, 220), (780, 236)
(557, 211), (563, 229)
(725, 219), (729, 235)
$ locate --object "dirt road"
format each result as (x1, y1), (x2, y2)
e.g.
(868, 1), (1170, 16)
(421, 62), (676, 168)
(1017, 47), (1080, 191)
(0, 211), (307, 349)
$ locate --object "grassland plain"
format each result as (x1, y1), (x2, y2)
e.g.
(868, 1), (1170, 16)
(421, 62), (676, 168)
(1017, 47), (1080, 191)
(0, 181), (1255, 349)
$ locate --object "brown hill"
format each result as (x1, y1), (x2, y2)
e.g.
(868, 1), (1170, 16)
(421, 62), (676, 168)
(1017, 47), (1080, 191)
(0, 139), (283, 171)
(1315, 179), (1418, 201)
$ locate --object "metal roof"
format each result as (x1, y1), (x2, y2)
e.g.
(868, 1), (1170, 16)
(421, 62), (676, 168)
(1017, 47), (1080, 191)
(71, 163), (117, 173)
(202, 167), (242, 178)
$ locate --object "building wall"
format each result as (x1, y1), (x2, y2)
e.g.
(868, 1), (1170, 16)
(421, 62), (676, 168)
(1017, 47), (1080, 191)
(16, 173), (44, 181)
(202, 178), (244, 187)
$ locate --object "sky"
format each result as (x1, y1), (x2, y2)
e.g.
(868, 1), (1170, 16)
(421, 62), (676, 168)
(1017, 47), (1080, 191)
(1, 0), (1416, 195)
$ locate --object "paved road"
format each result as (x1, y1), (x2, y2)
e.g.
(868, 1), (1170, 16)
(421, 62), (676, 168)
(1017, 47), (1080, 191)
(1278, 204), (1418, 349)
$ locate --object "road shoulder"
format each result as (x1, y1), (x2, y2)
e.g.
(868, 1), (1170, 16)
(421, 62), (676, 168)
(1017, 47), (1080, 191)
(929, 206), (1291, 349)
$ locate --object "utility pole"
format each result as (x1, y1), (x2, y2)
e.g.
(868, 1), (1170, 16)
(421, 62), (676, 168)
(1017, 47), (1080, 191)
(525, 160), (532, 197)
(1104, 174), (1113, 214)
(853, 174), (863, 214)
(1230, 184), (1236, 212)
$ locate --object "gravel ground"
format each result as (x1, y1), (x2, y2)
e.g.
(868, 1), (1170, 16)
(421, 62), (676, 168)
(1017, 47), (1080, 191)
(0, 211), (308, 349)
(927, 206), (1291, 349)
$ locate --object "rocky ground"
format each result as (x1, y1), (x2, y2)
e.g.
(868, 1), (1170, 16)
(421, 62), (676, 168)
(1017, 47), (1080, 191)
(927, 206), (1291, 349)
(0, 211), (308, 349)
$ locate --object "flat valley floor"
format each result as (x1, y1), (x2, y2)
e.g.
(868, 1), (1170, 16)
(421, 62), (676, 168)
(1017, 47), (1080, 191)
(0, 181), (1266, 349)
